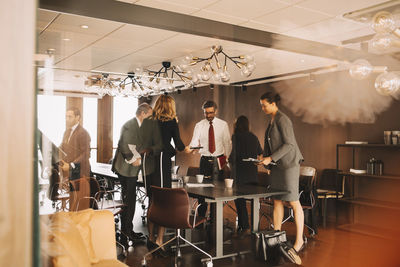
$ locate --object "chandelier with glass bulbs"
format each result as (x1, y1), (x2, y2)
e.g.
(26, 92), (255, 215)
(176, 45), (256, 84)
(370, 11), (400, 51)
(84, 61), (196, 97)
(348, 59), (400, 96)
(347, 11), (400, 97)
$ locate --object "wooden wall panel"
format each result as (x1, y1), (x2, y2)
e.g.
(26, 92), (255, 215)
(97, 95), (113, 163)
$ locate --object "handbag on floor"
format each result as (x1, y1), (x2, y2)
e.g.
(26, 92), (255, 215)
(252, 229), (287, 263)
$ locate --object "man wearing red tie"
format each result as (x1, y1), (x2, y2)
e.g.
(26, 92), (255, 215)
(186, 100), (231, 217)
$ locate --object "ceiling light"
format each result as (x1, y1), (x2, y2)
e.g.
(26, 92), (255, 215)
(84, 61), (200, 98)
(372, 11), (400, 37)
(375, 72), (400, 96)
(62, 38), (70, 41)
(80, 25), (89, 29)
(178, 45), (256, 84)
(348, 59), (387, 80)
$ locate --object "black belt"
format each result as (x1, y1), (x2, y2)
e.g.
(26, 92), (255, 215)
(201, 155), (223, 160)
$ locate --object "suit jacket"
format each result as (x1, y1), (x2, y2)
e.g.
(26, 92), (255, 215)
(229, 131), (263, 184)
(264, 110), (303, 169)
(112, 117), (163, 178)
(59, 124), (91, 177)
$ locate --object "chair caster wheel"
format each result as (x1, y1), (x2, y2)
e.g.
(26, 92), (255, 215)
(141, 258), (147, 267)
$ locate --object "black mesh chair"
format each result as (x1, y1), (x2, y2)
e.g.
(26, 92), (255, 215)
(317, 169), (345, 227)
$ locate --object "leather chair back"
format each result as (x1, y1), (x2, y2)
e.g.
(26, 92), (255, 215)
(148, 186), (192, 229)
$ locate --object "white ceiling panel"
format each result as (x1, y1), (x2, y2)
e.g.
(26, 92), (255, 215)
(37, 9), (59, 32)
(46, 13), (123, 37)
(297, 0), (390, 17)
(105, 24), (177, 44)
(94, 53), (167, 74)
(204, 0), (290, 20)
(38, 30), (101, 62)
(253, 5), (331, 31)
(192, 9), (248, 25)
(134, 0), (200, 14)
(158, 0), (220, 9)
(240, 20), (287, 33)
(284, 17), (365, 42)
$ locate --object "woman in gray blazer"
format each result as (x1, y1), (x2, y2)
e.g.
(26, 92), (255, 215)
(259, 92), (304, 264)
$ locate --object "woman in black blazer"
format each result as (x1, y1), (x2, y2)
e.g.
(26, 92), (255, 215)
(259, 92), (304, 264)
(229, 115), (263, 236)
(148, 94), (185, 253)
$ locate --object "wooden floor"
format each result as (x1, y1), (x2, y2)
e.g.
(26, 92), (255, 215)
(119, 201), (400, 267)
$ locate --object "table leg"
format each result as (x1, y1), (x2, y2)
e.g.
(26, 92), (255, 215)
(252, 198), (260, 232)
(215, 201), (223, 258)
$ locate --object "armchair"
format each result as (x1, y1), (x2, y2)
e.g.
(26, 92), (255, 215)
(42, 209), (127, 267)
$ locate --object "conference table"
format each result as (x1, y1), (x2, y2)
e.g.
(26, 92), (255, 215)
(182, 178), (286, 260)
(91, 162), (286, 260)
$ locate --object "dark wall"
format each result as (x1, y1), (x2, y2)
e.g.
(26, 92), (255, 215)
(169, 72), (400, 178)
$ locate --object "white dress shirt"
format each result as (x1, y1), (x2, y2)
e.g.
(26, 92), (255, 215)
(189, 117), (231, 157)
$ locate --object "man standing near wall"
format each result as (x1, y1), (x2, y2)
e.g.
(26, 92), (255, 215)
(186, 100), (231, 217)
(59, 107), (91, 179)
(112, 103), (163, 247)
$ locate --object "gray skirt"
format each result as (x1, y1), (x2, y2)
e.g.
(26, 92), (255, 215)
(269, 165), (300, 201)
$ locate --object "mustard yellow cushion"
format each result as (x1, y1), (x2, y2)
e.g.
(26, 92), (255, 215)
(91, 259), (128, 267)
(51, 211), (91, 267)
(69, 209), (99, 263)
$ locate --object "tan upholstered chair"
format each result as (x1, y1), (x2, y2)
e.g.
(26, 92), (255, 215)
(42, 209), (127, 267)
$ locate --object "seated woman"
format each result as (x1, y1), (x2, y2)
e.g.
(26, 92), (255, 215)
(229, 115), (263, 236)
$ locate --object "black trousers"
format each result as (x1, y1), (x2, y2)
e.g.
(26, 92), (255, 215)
(234, 182), (257, 230)
(234, 198), (250, 230)
(198, 156), (224, 218)
(119, 174), (138, 237)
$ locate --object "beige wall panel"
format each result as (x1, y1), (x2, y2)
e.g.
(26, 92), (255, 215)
(0, 0), (36, 266)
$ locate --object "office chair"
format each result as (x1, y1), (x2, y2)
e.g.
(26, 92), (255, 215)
(261, 167), (318, 237)
(316, 169), (345, 227)
(186, 166), (200, 176)
(142, 186), (213, 267)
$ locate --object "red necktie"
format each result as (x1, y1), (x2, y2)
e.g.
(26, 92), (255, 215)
(208, 121), (215, 154)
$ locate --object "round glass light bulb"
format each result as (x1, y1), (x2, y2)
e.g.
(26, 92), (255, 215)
(371, 33), (393, 51)
(349, 59), (373, 80)
(372, 11), (397, 34)
(134, 67), (144, 76)
(375, 72), (400, 96)
(246, 61), (256, 72)
(220, 70), (230, 83)
(243, 55), (254, 63)
(241, 66), (252, 77)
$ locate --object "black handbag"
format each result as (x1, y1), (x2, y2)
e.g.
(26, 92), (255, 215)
(253, 230), (287, 263)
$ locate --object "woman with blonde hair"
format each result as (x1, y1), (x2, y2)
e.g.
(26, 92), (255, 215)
(146, 94), (185, 255)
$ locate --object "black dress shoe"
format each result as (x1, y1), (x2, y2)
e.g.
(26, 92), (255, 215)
(130, 231), (145, 240)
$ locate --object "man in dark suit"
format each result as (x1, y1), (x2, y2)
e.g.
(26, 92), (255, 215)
(112, 103), (163, 246)
(59, 107), (91, 179)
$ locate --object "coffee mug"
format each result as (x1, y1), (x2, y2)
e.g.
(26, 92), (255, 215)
(224, 178), (233, 188)
(196, 174), (204, 183)
(183, 176), (190, 184)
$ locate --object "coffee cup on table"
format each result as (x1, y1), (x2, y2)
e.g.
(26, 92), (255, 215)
(224, 178), (233, 188)
(183, 176), (190, 184)
(196, 174), (204, 183)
